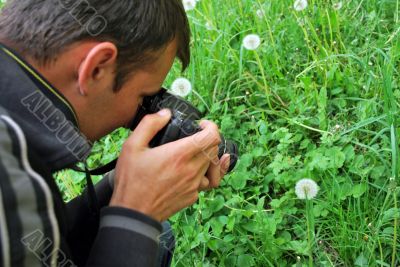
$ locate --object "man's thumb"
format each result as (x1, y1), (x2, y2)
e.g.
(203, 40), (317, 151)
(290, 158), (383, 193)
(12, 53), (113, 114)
(128, 109), (172, 147)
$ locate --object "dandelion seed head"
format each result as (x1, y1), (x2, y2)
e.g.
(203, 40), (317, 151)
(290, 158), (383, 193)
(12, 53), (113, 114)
(243, 34), (261, 50)
(182, 0), (196, 11)
(170, 78), (192, 97)
(293, 0), (308, 11)
(295, 178), (319, 199)
(333, 2), (343, 10)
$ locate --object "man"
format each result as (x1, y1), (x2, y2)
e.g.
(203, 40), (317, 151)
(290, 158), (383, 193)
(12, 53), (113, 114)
(0, 1), (231, 266)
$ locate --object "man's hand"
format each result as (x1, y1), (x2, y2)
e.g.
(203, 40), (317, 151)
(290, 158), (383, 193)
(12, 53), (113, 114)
(110, 109), (230, 222)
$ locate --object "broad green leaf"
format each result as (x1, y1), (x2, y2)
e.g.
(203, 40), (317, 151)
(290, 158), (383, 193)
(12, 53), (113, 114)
(355, 254), (368, 266)
(209, 195), (225, 213)
(237, 254), (255, 267)
(351, 183), (367, 198)
(229, 171), (248, 190)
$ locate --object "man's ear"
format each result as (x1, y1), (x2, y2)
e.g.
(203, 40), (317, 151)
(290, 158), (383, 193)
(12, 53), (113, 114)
(78, 42), (118, 96)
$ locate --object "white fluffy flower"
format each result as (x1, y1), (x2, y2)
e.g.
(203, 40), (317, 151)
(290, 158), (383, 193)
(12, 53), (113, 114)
(333, 2), (343, 10)
(293, 0), (308, 11)
(295, 178), (319, 199)
(256, 9), (265, 18)
(242, 34), (261, 50)
(182, 0), (196, 11)
(205, 21), (213, 30)
(170, 78), (192, 97)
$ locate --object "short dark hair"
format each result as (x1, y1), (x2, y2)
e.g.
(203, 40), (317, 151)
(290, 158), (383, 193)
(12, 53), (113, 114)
(0, 0), (191, 91)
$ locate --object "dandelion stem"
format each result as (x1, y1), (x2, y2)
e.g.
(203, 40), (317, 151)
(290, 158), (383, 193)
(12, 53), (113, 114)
(294, 14), (317, 62)
(254, 51), (272, 110)
(239, 46), (243, 79)
(306, 199), (314, 267)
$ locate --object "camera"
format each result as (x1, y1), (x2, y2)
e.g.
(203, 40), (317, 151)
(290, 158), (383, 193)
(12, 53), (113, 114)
(129, 88), (239, 173)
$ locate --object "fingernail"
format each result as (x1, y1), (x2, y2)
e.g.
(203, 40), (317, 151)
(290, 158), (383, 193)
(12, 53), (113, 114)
(223, 155), (231, 170)
(158, 109), (171, 117)
(199, 120), (208, 129)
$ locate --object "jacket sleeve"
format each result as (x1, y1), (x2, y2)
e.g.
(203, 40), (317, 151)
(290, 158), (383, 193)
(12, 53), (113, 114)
(0, 115), (64, 267)
(0, 114), (162, 267)
(65, 171), (114, 265)
(86, 206), (162, 267)
(66, 171), (163, 267)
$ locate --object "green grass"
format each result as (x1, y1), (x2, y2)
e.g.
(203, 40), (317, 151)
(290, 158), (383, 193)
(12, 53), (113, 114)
(1, 0), (398, 266)
(164, 1), (400, 266)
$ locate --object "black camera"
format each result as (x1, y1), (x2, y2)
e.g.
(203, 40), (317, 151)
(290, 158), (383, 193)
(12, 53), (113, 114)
(129, 88), (239, 172)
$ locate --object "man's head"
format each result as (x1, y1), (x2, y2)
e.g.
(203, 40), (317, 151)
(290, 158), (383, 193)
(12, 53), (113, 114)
(0, 0), (190, 141)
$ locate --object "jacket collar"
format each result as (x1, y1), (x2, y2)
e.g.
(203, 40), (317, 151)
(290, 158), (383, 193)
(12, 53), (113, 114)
(0, 44), (92, 172)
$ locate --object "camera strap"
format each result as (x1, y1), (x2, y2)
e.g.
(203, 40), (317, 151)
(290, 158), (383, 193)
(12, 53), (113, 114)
(70, 161), (116, 220)
(84, 165), (100, 218)
(86, 159), (118, 175)
(71, 159), (117, 176)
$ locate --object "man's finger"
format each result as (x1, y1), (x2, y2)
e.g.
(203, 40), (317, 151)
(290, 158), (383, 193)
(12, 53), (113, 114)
(127, 109), (172, 147)
(199, 177), (210, 190)
(205, 158), (220, 189)
(219, 154), (231, 176)
(194, 162), (211, 191)
(171, 120), (221, 156)
(194, 145), (218, 162)
(204, 154), (230, 190)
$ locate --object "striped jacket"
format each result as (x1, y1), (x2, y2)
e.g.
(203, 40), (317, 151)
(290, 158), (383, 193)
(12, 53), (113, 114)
(0, 44), (163, 266)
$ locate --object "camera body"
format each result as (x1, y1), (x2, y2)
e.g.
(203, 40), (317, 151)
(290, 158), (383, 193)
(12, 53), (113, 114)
(130, 88), (239, 172)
